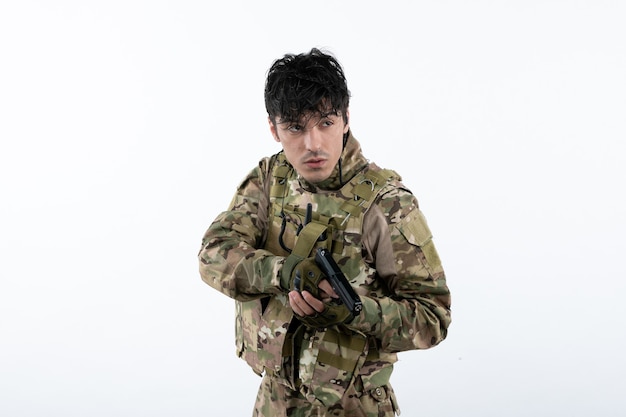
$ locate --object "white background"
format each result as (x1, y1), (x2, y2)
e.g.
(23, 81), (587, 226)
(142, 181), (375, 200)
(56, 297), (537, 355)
(1, 1), (625, 416)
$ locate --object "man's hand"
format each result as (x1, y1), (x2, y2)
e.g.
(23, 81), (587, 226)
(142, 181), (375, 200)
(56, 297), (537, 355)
(282, 256), (335, 298)
(288, 279), (337, 316)
(289, 280), (353, 328)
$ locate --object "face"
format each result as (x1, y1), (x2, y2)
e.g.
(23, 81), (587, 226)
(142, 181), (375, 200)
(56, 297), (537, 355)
(269, 111), (349, 184)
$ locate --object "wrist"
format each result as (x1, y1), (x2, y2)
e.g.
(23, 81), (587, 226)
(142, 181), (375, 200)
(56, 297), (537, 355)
(345, 296), (381, 334)
(280, 253), (304, 291)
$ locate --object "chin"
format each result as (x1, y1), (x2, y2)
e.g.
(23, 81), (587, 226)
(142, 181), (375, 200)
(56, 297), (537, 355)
(305, 173), (330, 184)
(304, 174), (328, 184)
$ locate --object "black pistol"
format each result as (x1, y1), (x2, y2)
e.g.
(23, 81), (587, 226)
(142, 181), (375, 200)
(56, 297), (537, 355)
(315, 248), (363, 316)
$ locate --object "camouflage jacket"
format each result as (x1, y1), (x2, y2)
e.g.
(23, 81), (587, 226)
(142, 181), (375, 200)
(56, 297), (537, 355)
(199, 132), (451, 406)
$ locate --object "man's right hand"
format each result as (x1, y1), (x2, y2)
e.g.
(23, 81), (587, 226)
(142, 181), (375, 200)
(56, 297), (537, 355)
(281, 257), (326, 298)
(289, 279), (350, 328)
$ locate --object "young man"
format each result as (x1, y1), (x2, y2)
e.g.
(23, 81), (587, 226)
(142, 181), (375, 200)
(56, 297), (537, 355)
(198, 48), (451, 417)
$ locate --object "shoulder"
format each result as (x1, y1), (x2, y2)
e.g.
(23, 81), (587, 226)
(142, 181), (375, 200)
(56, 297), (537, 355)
(375, 180), (436, 253)
(361, 164), (425, 246)
(235, 153), (282, 192)
(365, 163), (419, 225)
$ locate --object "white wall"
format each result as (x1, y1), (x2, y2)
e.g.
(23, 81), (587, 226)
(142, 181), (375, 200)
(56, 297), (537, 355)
(1, 1), (624, 416)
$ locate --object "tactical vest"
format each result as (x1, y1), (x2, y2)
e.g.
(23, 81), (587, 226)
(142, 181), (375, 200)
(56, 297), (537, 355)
(235, 153), (400, 406)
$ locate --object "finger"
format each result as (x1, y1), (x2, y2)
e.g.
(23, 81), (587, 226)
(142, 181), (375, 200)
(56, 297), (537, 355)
(318, 279), (338, 299)
(288, 291), (308, 316)
(289, 291), (317, 316)
(301, 290), (326, 313)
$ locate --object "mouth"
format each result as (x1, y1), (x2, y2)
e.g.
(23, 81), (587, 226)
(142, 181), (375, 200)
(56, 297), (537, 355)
(304, 158), (326, 169)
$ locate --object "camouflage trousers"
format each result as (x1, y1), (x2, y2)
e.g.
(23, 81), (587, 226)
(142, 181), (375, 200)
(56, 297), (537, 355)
(252, 374), (399, 417)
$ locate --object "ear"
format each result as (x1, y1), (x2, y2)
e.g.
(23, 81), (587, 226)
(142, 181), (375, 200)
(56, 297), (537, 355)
(343, 109), (350, 134)
(268, 117), (280, 142)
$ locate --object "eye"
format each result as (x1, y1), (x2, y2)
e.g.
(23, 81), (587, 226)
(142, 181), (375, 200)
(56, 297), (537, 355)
(287, 124), (303, 133)
(320, 119), (334, 127)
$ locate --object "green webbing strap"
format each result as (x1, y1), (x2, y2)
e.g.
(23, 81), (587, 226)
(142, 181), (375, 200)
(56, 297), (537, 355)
(316, 328), (367, 372)
(367, 168), (396, 185)
(282, 222), (329, 283)
(352, 182), (376, 201)
(339, 168), (398, 221)
(270, 164), (291, 197)
(282, 322), (306, 357)
(292, 222), (327, 258)
(339, 200), (365, 218)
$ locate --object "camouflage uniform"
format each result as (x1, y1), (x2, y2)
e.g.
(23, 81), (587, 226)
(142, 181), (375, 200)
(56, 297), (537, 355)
(199, 133), (451, 416)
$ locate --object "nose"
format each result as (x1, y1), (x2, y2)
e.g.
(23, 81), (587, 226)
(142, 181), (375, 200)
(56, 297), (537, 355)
(304, 127), (322, 152)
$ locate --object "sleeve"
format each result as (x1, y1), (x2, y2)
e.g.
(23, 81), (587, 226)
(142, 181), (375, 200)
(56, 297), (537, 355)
(198, 157), (286, 301)
(347, 187), (452, 352)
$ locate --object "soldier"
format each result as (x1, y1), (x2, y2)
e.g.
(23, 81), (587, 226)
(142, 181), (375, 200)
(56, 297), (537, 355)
(198, 48), (451, 417)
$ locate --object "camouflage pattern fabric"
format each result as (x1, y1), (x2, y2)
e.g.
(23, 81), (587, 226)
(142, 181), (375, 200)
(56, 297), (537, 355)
(199, 132), (451, 415)
(253, 374), (399, 417)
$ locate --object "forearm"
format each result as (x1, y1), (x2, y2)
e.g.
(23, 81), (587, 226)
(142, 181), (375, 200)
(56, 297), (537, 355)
(347, 286), (451, 352)
(199, 214), (285, 301)
(198, 158), (287, 301)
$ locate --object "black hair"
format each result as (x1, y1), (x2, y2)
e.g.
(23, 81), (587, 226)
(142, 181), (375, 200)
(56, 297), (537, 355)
(264, 48), (350, 125)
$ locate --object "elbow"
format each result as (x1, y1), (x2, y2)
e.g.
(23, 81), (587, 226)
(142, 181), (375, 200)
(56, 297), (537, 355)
(410, 305), (451, 350)
(199, 260), (239, 299)
(424, 312), (451, 348)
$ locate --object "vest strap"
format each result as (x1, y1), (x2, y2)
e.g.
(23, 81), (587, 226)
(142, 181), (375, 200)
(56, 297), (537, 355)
(338, 168), (398, 223)
(281, 221), (329, 283)
(270, 159), (292, 197)
(292, 222), (328, 258)
(316, 328), (367, 372)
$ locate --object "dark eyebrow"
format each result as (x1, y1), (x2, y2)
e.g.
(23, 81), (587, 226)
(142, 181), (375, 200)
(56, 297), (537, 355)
(276, 110), (341, 126)
(276, 118), (299, 126)
(319, 110), (340, 119)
